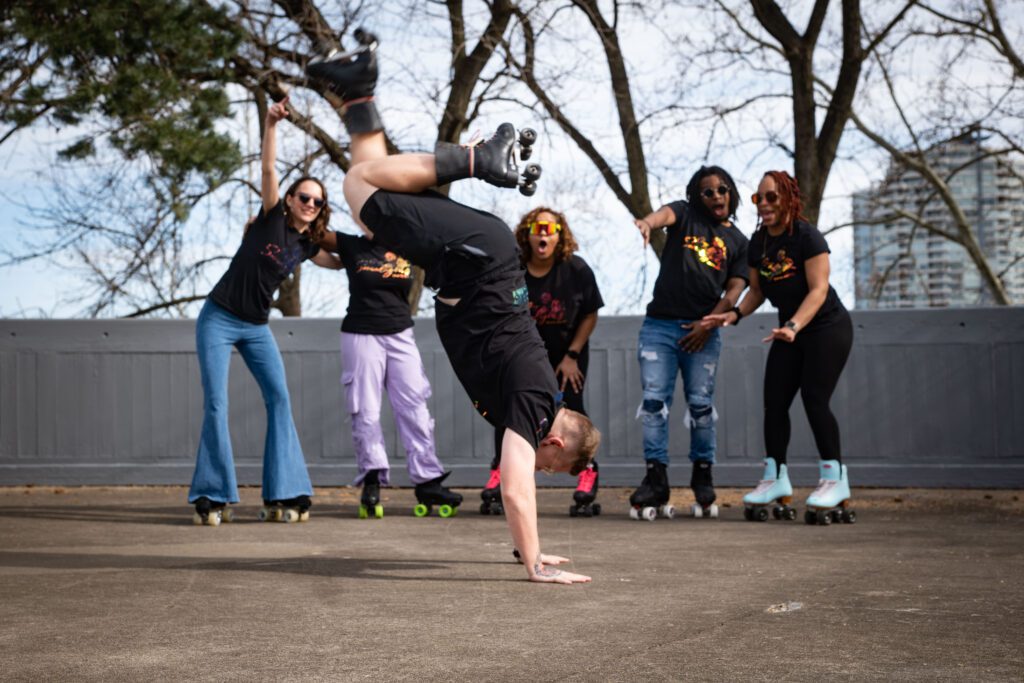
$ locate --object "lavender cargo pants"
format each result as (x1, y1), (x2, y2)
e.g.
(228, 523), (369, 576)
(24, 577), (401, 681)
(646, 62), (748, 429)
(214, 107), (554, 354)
(341, 329), (446, 486)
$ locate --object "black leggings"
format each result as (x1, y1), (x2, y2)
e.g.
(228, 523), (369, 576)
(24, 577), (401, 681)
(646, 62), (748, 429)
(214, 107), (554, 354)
(763, 313), (853, 465)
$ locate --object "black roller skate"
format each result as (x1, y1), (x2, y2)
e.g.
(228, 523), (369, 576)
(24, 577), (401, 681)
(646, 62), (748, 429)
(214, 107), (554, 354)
(414, 472), (463, 518)
(479, 468), (504, 515)
(359, 469), (384, 519)
(258, 495), (312, 523)
(689, 461), (719, 519)
(192, 497), (234, 526)
(569, 462), (601, 517)
(434, 123), (542, 196)
(629, 461), (675, 522)
(305, 28), (382, 134)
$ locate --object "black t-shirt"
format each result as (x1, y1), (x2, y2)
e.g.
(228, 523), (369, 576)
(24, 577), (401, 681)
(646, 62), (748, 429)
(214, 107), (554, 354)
(209, 202), (320, 324)
(435, 271), (558, 450)
(526, 255), (604, 365)
(360, 189), (515, 299)
(748, 219), (846, 332)
(646, 200), (749, 320)
(361, 189), (558, 448)
(333, 231), (414, 335)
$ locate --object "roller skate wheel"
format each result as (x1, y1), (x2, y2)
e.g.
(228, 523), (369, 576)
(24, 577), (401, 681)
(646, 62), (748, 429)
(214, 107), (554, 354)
(413, 503), (429, 518)
(743, 506), (754, 522)
(492, 503), (504, 515)
(785, 507), (797, 521)
(479, 502), (490, 515)
(756, 507), (770, 522)
(358, 505), (369, 519)
(374, 504), (384, 519)
(629, 507), (640, 521)
(518, 128), (537, 146)
(817, 510), (831, 525)
(519, 181), (537, 197)
(804, 510), (816, 525)
(258, 507), (272, 522)
(708, 504), (719, 519)
(438, 504), (455, 518)
(221, 508), (234, 523)
(661, 504), (676, 520)
(842, 509), (856, 524)
(642, 506), (657, 522)
(830, 509), (843, 524)
(192, 512), (204, 526)
(282, 508), (300, 524)
(569, 505), (579, 518)
(772, 506), (783, 520)
(690, 503), (703, 519)
(592, 503), (601, 516)
(523, 163), (542, 181)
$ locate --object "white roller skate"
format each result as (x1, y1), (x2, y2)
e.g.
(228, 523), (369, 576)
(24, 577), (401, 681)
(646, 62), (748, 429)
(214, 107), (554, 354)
(804, 460), (855, 525)
(629, 461), (675, 521)
(743, 457), (796, 522)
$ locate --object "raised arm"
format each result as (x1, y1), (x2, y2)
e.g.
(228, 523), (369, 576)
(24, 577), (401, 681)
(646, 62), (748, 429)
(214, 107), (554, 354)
(261, 95), (290, 213)
(633, 205), (678, 247)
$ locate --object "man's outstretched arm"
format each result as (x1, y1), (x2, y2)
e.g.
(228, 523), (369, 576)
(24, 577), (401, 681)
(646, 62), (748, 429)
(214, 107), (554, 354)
(500, 429), (591, 585)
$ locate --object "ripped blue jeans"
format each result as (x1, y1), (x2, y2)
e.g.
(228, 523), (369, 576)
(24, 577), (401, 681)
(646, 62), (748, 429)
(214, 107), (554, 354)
(637, 317), (721, 465)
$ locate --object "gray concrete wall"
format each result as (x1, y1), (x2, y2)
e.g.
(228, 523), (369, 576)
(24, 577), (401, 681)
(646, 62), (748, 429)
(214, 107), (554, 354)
(2, 308), (1023, 488)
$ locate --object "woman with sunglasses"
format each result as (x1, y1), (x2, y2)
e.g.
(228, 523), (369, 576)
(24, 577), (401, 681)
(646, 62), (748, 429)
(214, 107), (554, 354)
(480, 208), (605, 517)
(702, 171), (855, 525)
(188, 95), (339, 525)
(630, 165), (749, 521)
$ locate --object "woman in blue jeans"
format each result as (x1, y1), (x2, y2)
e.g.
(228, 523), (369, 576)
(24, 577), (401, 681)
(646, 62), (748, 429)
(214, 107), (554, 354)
(629, 166), (749, 521)
(189, 95), (339, 525)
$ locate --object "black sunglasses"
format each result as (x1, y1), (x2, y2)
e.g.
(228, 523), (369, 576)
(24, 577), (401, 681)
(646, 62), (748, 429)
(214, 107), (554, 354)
(701, 185), (730, 199)
(297, 192), (325, 208)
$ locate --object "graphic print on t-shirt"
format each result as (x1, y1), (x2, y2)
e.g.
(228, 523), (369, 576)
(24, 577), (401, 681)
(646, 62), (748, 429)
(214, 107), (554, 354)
(261, 242), (306, 276)
(759, 248), (797, 282)
(356, 251), (412, 280)
(683, 235), (727, 271)
(531, 291), (566, 326)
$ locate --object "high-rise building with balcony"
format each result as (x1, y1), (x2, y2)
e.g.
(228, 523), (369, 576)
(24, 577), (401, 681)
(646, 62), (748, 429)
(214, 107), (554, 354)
(853, 131), (1024, 308)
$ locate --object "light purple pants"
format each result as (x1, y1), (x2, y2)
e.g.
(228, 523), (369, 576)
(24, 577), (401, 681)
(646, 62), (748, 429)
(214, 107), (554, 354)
(340, 329), (446, 486)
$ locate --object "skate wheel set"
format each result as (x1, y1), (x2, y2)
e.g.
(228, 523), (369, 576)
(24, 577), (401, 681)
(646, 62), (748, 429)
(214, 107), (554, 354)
(804, 504), (857, 525)
(569, 502), (601, 518)
(258, 506), (310, 523)
(358, 503), (384, 519)
(690, 503), (719, 519)
(192, 498), (234, 527)
(479, 500), (504, 515)
(516, 128), (541, 197)
(413, 503), (457, 518)
(744, 502), (799, 522)
(629, 503), (675, 522)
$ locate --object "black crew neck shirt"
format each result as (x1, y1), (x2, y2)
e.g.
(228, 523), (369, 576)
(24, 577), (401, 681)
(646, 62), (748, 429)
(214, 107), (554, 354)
(646, 200), (749, 320)
(334, 231), (414, 335)
(209, 202), (320, 324)
(748, 219), (846, 332)
(526, 255), (604, 364)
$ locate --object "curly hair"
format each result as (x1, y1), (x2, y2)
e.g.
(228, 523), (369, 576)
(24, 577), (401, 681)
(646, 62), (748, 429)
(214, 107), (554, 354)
(282, 176), (331, 243)
(685, 165), (739, 222)
(514, 206), (579, 266)
(758, 170), (806, 235)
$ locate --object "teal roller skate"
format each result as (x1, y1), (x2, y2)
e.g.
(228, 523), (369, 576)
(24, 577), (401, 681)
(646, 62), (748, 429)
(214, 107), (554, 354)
(804, 459), (856, 525)
(743, 457), (796, 522)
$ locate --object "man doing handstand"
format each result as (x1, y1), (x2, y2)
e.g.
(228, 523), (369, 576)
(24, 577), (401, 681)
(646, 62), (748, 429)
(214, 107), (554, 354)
(308, 30), (600, 584)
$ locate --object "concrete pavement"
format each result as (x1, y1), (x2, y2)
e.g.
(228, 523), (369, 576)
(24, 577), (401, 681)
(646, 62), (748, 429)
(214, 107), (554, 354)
(0, 485), (1021, 681)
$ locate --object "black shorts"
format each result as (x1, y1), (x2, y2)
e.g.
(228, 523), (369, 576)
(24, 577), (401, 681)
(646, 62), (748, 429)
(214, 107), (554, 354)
(360, 189), (519, 298)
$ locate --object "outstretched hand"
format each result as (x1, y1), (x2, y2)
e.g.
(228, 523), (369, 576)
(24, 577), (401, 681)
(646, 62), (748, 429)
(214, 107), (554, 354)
(763, 327), (796, 343)
(701, 312), (733, 330)
(267, 95), (290, 126)
(514, 551), (590, 584)
(634, 218), (652, 247)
